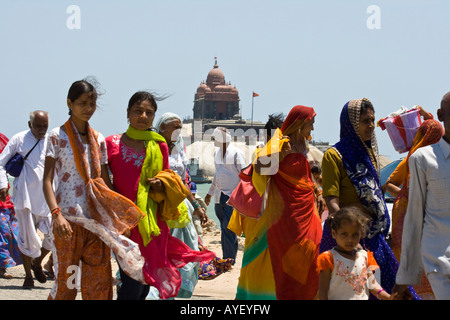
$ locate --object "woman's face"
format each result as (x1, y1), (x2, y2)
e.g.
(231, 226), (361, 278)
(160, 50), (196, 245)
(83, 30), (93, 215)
(128, 100), (156, 131)
(160, 118), (182, 144)
(359, 108), (375, 142)
(300, 117), (315, 138)
(67, 92), (97, 122)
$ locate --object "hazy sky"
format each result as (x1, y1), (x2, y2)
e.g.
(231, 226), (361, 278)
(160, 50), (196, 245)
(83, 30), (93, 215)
(1, 0), (449, 159)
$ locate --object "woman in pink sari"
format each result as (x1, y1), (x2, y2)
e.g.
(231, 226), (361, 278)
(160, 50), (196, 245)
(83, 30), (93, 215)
(106, 91), (214, 300)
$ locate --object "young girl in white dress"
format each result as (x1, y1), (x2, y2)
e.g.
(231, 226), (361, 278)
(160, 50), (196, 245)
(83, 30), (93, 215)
(317, 206), (397, 300)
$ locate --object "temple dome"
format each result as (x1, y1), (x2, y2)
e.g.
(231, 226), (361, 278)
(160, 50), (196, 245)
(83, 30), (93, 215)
(206, 60), (225, 87)
(214, 84), (232, 92)
(196, 82), (211, 93)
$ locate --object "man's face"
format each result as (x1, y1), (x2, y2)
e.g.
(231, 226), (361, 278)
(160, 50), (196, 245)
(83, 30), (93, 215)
(29, 113), (49, 139)
(439, 104), (450, 131)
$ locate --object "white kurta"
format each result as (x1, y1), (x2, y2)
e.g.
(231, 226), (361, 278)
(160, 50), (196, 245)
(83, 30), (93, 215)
(396, 138), (450, 299)
(207, 144), (247, 204)
(0, 130), (49, 217)
(0, 130), (52, 257)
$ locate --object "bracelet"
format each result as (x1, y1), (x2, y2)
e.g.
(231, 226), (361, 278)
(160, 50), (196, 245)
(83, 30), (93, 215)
(191, 200), (201, 210)
(51, 207), (61, 217)
(377, 289), (384, 299)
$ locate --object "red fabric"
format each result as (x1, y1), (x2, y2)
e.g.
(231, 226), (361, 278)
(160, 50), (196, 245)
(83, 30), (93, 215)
(280, 105), (316, 134)
(227, 165), (262, 219)
(0, 133), (8, 154)
(267, 153), (322, 299)
(0, 133), (13, 209)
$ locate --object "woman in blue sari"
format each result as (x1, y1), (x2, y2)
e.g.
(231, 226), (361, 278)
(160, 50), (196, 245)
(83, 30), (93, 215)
(320, 98), (418, 299)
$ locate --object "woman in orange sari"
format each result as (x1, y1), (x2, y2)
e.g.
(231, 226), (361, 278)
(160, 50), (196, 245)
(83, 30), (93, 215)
(383, 118), (444, 298)
(235, 105), (322, 299)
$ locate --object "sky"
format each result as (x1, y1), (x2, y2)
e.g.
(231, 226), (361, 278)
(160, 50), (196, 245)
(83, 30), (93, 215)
(1, 0), (449, 160)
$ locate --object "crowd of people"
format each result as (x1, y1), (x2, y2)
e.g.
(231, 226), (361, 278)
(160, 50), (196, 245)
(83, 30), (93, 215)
(0, 77), (449, 300)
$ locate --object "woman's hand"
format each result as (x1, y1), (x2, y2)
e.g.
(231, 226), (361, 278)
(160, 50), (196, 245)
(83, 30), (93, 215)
(147, 178), (165, 191)
(52, 214), (73, 240)
(194, 207), (208, 225)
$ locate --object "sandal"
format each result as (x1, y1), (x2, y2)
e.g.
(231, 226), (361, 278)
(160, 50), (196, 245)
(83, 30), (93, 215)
(0, 269), (13, 279)
(22, 277), (34, 289)
(44, 270), (54, 280)
(31, 262), (47, 283)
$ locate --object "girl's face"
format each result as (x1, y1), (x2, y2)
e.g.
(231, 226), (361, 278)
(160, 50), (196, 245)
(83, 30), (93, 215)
(67, 92), (97, 122)
(160, 118), (182, 145)
(359, 108), (375, 142)
(128, 100), (156, 131)
(331, 220), (361, 253)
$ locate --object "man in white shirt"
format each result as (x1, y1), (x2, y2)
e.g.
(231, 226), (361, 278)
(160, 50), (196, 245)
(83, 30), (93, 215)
(394, 92), (450, 299)
(205, 127), (247, 261)
(0, 110), (52, 289)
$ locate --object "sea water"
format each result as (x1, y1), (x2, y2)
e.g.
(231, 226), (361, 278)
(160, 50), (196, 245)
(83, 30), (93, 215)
(194, 182), (220, 227)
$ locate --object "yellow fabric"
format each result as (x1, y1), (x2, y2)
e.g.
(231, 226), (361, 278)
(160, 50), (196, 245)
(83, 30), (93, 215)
(148, 169), (191, 222)
(228, 210), (276, 300)
(251, 128), (289, 196)
(166, 201), (190, 229)
(128, 126), (166, 247)
(321, 148), (361, 206)
(387, 157), (408, 186)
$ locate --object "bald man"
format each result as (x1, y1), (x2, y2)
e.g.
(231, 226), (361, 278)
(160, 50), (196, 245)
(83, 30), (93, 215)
(393, 93), (450, 299)
(0, 110), (52, 289)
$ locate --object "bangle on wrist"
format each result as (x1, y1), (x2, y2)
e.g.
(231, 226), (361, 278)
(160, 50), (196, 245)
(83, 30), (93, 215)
(51, 207), (61, 217)
(377, 289), (384, 299)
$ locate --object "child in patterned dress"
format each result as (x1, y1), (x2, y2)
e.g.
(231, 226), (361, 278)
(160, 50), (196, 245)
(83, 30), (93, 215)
(317, 206), (397, 300)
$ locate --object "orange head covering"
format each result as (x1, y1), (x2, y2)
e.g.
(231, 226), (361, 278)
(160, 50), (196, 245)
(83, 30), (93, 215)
(406, 119), (444, 165)
(281, 105), (316, 138)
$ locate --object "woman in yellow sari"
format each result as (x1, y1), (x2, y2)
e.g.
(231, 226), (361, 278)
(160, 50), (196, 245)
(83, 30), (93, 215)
(229, 105), (322, 300)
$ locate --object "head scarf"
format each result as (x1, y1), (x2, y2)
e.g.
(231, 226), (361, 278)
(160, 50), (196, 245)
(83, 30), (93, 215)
(281, 105), (316, 138)
(154, 112), (184, 154)
(406, 119), (444, 165)
(334, 99), (388, 238)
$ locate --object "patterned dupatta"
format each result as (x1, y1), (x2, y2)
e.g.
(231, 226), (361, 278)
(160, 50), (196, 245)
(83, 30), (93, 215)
(64, 119), (146, 282)
(333, 99), (389, 238)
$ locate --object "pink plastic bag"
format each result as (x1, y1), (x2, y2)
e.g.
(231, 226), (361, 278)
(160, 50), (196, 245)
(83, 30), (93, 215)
(379, 108), (422, 153)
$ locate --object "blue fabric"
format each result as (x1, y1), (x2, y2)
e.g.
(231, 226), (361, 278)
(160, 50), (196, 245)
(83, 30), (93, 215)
(0, 207), (22, 269)
(334, 101), (389, 238)
(320, 100), (419, 300)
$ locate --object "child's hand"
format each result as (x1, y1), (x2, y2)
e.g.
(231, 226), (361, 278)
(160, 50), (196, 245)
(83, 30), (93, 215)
(386, 291), (398, 300)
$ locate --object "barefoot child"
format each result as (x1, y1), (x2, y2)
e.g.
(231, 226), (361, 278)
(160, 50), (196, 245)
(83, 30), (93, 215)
(317, 207), (397, 300)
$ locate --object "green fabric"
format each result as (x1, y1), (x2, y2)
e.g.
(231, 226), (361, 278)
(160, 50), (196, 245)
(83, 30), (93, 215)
(166, 201), (191, 229)
(241, 230), (268, 268)
(236, 285), (276, 300)
(126, 126), (166, 246)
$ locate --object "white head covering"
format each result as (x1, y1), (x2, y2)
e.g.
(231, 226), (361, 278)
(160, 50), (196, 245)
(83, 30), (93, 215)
(154, 112), (184, 152)
(212, 127), (232, 144)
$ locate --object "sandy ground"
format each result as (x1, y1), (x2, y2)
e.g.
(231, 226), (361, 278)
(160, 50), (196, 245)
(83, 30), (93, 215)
(0, 221), (243, 300)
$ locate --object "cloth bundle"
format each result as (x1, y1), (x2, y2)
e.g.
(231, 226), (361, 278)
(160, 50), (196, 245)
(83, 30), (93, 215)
(378, 106), (422, 153)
